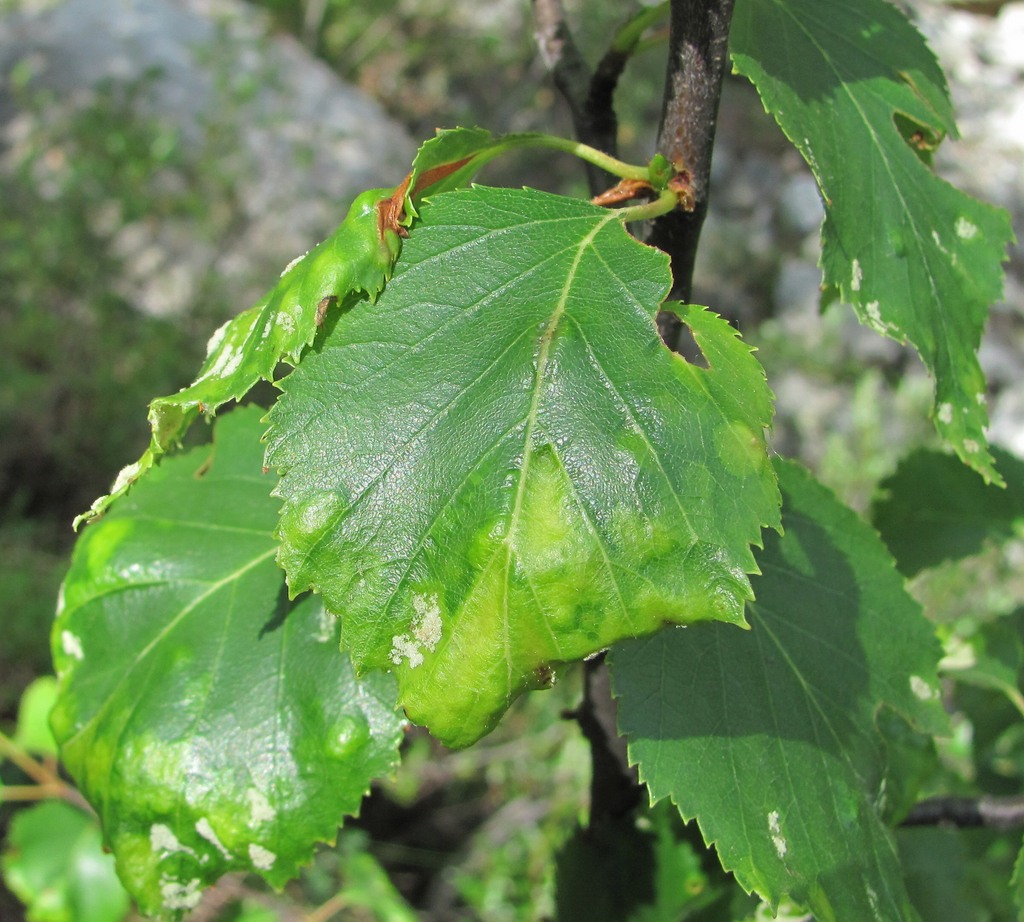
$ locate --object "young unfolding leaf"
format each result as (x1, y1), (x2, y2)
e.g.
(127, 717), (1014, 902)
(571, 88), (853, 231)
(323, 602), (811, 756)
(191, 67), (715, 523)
(731, 0), (1014, 484)
(76, 189), (403, 527)
(611, 460), (949, 921)
(266, 185), (781, 748)
(400, 127), (497, 217)
(53, 408), (404, 917)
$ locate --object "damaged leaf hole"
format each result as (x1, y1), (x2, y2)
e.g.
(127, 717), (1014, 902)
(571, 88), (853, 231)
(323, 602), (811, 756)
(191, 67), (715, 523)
(674, 323), (709, 368)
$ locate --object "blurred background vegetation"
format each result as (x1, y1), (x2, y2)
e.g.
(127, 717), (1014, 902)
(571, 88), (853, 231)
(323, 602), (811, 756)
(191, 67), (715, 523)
(1, 0), (1022, 919)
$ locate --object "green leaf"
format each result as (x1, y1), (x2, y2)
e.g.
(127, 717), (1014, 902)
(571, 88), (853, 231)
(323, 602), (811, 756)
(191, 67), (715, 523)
(230, 906), (279, 922)
(731, 0), (1014, 483)
(13, 676), (59, 757)
(872, 446), (1024, 576)
(403, 127), (497, 213)
(941, 614), (1024, 719)
(52, 407), (404, 917)
(1012, 835), (1024, 922)
(898, 827), (987, 922)
(873, 709), (939, 826)
(555, 807), (721, 922)
(75, 189), (403, 527)
(1, 801), (130, 922)
(333, 829), (418, 922)
(611, 460), (948, 920)
(555, 820), (656, 921)
(266, 185), (780, 748)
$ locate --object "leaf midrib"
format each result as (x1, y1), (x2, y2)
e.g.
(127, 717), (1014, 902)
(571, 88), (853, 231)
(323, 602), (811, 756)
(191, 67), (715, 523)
(496, 211), (618, 689)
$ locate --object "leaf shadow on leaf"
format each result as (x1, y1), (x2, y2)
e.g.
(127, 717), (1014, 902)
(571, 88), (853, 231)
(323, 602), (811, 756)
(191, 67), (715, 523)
(258, 581), (294, 638)
(613, 462), (948, 918)
(308, 288), (374, 353)
(620, 512), (869, 758)
(733, 0), (948, 114)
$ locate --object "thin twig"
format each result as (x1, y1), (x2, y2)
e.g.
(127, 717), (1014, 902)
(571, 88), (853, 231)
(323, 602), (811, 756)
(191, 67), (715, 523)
(304, 893), (349, 922)
(902, 794), (1024, 830)
(1, 784), (67, 801)
(0, 732), (97, 813)
(0, 732), (53, 787)
(532, 0), (619, 194)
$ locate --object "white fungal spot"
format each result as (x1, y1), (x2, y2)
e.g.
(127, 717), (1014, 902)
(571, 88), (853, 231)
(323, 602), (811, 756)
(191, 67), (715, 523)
(110, 462), (143, 495)
(875, 777), (888, 816)
(851, 259), (863, 292)
(219, 348), (244, 379)
(197, 343), (243, 383)
(864, 300), (884, 331)
(932, 230), (948, 254)
(248, 843), (277, 870)
(61, 631), (84, 661)
(246, 789), (276, 826)
(276, 311), (296, 335)
(768, 811), (788, 859)
(280, 249), (309, 277)
(956, 217), (978, 240)
(390, 634), (423, 668)
(412, 594), (443, 649)
(866, 884), (882, 922)
(390, 594), (443, 669)
(150, 824), (195, 858)
(195, 818), (231, 859)
(204, 320), (231, 358)
(938, 403), (953, 425)
(977, 392), (987, 406)
(964, 439), (980, 454)
(314, 606), (335, 644)
(910, 675), (937, 701)
(160, 877), (203, 911)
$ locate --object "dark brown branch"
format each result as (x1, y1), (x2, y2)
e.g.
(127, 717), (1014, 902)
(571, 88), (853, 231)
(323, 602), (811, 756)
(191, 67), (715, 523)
(902, 794), (1024, 830)
(532, 0), (624, 195)
(648, 0), (736, 346)
(568, 654), (643, 828)
(535, 0), (740, 832)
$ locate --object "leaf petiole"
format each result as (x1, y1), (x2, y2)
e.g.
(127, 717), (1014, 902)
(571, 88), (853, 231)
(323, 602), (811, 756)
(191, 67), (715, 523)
(613, 186), (682, 222)
(461, 132), (662, 185)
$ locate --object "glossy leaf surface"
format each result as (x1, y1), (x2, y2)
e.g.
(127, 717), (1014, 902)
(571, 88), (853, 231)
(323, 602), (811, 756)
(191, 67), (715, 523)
(402, 127), (496, 214)
(267, 185), (781, 747)
(52, 408), (404, 916)
(611, 460), (949, 920)
(731, 0), (1013, 482)
(76, 189), (402, 526)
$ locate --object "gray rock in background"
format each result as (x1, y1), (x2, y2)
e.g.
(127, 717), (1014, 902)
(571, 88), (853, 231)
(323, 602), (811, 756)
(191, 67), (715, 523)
(0, 0), (415, 317)
(1, 0), (1020, 455)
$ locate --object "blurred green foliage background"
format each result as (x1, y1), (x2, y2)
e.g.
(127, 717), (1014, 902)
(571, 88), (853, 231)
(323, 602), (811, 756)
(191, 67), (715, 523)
(2, 1), (1023, 919)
